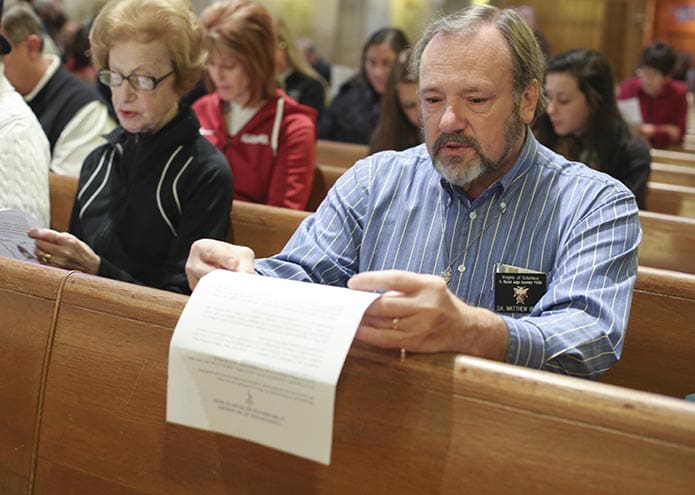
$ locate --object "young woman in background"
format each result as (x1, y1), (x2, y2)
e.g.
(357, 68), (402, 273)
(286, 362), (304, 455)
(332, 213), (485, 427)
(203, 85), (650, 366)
(535, 48), (651, 208)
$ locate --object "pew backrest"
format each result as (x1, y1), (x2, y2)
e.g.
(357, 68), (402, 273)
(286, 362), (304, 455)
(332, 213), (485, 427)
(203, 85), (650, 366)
(48, 173), (77, 232)
(31, 271), (695, 495)
(651, 148), (695, 167)
(0, 258), (69, 495)
(639, 210), (695, 273)
(316, 139), (368, 169)
(602, 266), (695, 398)
(651, 161), (695, 187)
(647, 182), (695, 216)
(229, 201), (309, 258)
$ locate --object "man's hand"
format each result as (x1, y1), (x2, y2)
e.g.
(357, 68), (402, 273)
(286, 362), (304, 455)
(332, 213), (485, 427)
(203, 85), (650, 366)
(348, 270), (509, 361)
(186, 239), (256, 290)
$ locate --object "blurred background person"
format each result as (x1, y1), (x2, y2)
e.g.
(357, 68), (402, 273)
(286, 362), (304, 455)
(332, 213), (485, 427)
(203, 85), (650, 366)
(318, 26), (408, 145)
(618, 40), (688, 149)
(193, 0), (317, 211)
(368, 47), (421, 154)
(515, 5), (551, 61)
(28, 0), (233, 294)
(1, 1), (115, 176)
(0, 0), (50, 228)
(298, 36), (330, 84)
(61, 16), (95, 83)
(275, 16), (326, 120)
(535, 48), (650, 209)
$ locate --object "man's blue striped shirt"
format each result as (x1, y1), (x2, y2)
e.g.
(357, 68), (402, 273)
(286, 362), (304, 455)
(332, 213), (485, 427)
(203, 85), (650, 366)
(256, 131), (641, 378)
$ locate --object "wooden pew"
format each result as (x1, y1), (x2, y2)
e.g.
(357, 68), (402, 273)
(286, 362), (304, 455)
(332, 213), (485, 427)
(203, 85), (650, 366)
(306, 164), (345, 211)
(639, 211), (695, 273)
(316, 139), (368, 169)
(651, 147), (695, 167)
(602, 266), (695, 398)
(48, 173), (76, 232)
(228, 201), (309, 258)
(0, 258), (69, 495)
(647, 182), (695, 216)
(651, 161), (695, 187)
(31, 272), (695, 494)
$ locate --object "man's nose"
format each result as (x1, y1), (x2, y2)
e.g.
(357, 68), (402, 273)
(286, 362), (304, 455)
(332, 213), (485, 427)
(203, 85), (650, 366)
(439, 103), (467, 134)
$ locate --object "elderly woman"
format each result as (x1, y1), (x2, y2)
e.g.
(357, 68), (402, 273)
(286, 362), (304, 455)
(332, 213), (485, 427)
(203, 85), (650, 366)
(29, 0), (233, 294)
(192, 0), (317, 211)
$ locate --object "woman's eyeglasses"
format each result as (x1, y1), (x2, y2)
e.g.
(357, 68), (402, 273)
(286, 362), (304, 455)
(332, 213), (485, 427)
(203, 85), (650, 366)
(98, 68), (174, 91)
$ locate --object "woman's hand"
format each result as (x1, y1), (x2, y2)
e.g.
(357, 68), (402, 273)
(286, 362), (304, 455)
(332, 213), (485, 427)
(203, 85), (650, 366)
(28, 228), (101, 274)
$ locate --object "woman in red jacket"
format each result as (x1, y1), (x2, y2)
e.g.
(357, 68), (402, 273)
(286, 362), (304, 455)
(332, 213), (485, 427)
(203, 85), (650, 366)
(193, 0), (317, 210)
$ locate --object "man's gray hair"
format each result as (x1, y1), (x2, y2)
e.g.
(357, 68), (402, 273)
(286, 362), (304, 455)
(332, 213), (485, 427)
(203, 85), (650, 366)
(413, 4), (547, 119)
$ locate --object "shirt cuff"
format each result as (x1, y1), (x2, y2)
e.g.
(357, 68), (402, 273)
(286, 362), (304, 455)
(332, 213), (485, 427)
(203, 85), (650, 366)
(501, 315), (546, 370)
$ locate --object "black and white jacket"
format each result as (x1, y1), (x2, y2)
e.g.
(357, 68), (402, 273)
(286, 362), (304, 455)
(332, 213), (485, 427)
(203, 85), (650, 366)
(69, 106), (233, 294)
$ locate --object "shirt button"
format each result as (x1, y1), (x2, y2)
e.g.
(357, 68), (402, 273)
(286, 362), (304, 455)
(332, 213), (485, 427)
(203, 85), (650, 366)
(499, 201), (507, 213)
(458, 264), (466, 273)
(469, 211), (477, 220)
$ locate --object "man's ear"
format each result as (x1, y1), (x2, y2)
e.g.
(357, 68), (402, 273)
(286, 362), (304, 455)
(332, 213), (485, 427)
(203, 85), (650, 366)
(24, 33), (43, 56)
(519, 79), (539, 125)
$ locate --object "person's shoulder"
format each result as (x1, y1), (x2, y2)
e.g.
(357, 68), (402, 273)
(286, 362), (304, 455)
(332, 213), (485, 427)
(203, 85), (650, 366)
(618, 77), (640, 97)
(190, 135), (232, 175)
(192, 92), (219, 113)
(668, 79), (689, 96)
(536, 144), (635, 198)
(278, 92), (318, 127)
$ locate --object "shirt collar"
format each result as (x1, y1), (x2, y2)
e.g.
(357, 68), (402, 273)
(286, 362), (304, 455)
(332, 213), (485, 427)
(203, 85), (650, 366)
(24, 54), (60, 102)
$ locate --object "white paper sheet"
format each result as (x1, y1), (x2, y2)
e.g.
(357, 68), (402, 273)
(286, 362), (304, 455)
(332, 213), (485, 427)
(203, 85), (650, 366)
(0, 209), (39, 262)
(166, 270), (380, 465)
(618, 97), (643, 126)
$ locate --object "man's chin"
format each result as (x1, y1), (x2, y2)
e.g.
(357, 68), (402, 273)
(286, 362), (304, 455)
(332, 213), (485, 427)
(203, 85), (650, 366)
(433, 156), (485, 188)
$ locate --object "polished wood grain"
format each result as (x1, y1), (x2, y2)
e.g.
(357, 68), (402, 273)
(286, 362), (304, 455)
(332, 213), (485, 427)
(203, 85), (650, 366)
(228, 201), (309, 258)
(647, 182), (695, 216)
(31, 272), (695, 494)
(602, 266), (695, 397)
(0, 258), (69, 495)
(639, 210), (695, 273)
(316, 139), (368, 169)
(651, 162), (695, 187)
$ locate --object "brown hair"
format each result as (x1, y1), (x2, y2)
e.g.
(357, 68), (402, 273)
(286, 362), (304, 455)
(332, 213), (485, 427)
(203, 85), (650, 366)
(369, 48), (421, 153)
(200, 0), (276, 104)
(89, 0), (205, 94)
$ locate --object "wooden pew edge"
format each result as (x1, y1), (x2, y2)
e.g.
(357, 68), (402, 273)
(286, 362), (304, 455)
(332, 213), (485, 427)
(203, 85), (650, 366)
(455, 355), (695, 449)
(635, 265), (695, 299)
(47, 269), (695, 452)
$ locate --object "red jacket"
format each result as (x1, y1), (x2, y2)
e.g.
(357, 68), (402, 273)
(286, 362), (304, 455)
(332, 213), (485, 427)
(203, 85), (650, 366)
(618, 77), (688, 148)
(193, 89), (317, 210)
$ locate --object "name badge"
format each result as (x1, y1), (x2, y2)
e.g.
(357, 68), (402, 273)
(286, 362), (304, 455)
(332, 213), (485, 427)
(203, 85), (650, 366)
(494, 263), (546, 314)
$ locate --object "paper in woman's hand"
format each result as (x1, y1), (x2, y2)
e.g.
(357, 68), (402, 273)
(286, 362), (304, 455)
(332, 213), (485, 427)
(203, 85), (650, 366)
(0, 209), (39, 262)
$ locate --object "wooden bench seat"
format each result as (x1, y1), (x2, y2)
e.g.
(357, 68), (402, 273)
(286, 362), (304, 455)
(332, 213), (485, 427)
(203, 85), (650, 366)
(30, 272), (695, 494)
(0, 258), (69, 495)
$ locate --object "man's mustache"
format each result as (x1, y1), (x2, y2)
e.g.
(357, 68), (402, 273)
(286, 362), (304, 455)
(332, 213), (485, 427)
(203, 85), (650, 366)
(433, 132), (480, 152)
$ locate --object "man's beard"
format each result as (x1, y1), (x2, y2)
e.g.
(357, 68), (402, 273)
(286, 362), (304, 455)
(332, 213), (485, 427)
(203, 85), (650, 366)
(430, 109), (524, 189)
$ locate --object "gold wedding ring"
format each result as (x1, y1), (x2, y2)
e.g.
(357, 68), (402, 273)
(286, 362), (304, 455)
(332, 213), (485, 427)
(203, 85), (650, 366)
(40, 253), (52, 264)
(391, 317), (400, 331)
